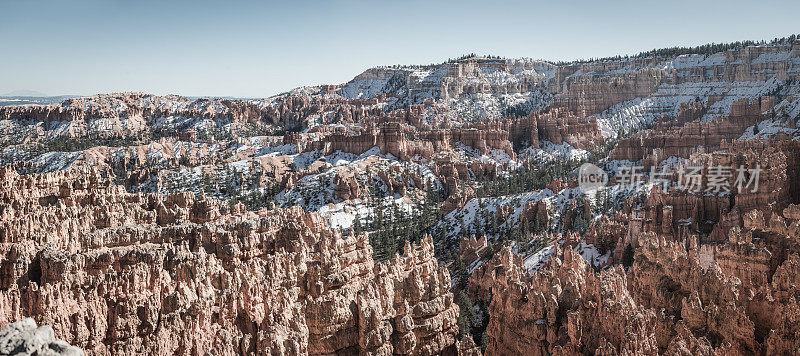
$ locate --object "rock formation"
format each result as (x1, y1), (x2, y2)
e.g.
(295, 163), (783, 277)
(0, 167), (461, 355)
(479, 207), (800, 354)
(0, 318), (83, 356)
(2, 37), (800, 356)
(610, 97), (774, 163)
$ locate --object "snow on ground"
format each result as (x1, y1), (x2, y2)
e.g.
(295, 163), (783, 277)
(453, 142), (522, 171)
(596, 79), (786, 138)
(603, 159), (640, 177)
(484, 148), (518, 167)
(522, 239), (610, 273)
(0, 147), (83, 173)
(596, 96), (666, 137)
(150, 115), (220, 133)
(780, 96), (800, 120)
(738, 96), (800, 140)
(275, 167), (339, 209)
(436, 183), (634, 243)
(229, 159), (250, 174)
(566, 50), (798, 137)
(524, 244), (555, 272)
(519, 141), (590, 163)
(339, 58), (554, 106)
(157, 166), (204, 195)
(573, 240), (611, 267)
(316, 194), (416, 231)
(276, 147), (442, 212)
(252, 144), (296, 157)
(700, 78), (783, 122)
(30, 152), (83, 172)
(146, 147), (167, 167)
(467, 257), (486, 275)
(439, 91), (552, 123)
(317, 198), (372, 230)
(43, 121), (72, 138)
(738, 117), (800, 140)
(436, 189), (555, 242)
(338, 67), (416, 100)
(751, 50), (793, 65)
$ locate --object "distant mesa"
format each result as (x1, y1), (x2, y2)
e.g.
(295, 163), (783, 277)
(1, 89), (48, 97)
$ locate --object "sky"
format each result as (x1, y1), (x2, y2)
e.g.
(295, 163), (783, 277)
(1, 0), (798, 98)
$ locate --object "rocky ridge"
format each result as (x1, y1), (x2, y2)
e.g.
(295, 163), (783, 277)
(0, 167), (469, 355)
(1, 37), (800, 355)
(474, 203), (800, 354)
(0, 318), (83, 356)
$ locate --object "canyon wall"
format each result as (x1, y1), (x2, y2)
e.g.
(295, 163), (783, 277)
(479, 206), (800, 354)
(0, 167), (464, 355)
(610, 97), (774, 162)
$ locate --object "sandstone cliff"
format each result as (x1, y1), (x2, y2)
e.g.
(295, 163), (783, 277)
(473, 203), (800, 354)
(0, 167), (461, 355)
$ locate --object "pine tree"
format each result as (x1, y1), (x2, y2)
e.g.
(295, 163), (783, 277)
(352, 216), (362, 236)
(456, 292), (475, 339)
(622, 243), (635, 267)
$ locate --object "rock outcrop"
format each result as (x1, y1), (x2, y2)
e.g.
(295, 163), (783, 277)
(0, 92), (383, 137)
(504, 108), (602, 150)
(478, 202), (800, 354)
(285, 121), (516, 162)
(3, 37), (800, 356)
(625, 139), (800, 242)
(0, 167), (460, 355)
(483, 246), (660, 355)
(0, 318), (83, 356)
(610, 97), (774, 163)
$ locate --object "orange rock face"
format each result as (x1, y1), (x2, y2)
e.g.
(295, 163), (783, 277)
(287, 121), (518, 162)
(622, 139), (800, 244)
(479, 246), (660, 355)
(472, 193), (800, 355)
(610, 97), (774, 163)
(0, 167), (460, 355)
(2, 40), (800, 356)
(502, 107), (602, 150)
(480, 213), (800, 355)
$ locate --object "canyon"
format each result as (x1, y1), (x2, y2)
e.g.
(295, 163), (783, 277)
(1, 37), (800, 354)
(0, 167), (469, 355)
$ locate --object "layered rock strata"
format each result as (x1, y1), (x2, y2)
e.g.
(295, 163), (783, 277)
(478, 204), (800, 355)
(610, 97), (774, 163)
(0, 167), (461, 355)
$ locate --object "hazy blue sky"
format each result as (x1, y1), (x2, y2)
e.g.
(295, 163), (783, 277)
(1, 0), (798, 98)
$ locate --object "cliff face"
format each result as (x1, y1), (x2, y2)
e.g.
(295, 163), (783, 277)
(340, 58), (555, 103)
(610, 97), (774, 162)
(0, 167), (460, 355)
(628, 139), (800, 242)
(481, 246), (660, 355)
(548, 42), (799, 117)
(550, 66), (666, 116)
(285, 121), (517, 162)
(502, 108), (602, 150)
(2, 39), (800, 355)
(0, 92), (381, 137)
(480, 204), (800, 354)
